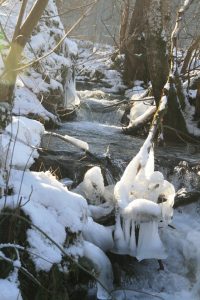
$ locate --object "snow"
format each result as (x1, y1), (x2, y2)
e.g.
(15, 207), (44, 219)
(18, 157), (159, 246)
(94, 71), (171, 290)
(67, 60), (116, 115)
(0, 169), (88, 271)
(128, 105), (156, 128)
(1, 116), (44, 169)
(0, 113), (112, 299)
(13, 84), (57, 121)
(65, 38), (78, 57)
(89, 202), (114, 220)
(74, 166), (105, 205)
(125, 85), (147, 99)
(124, 82), (156, 129)
(0, 280), (22, 300)
(83, 241), (113, 300)
(64, 66), (80, 109)
(63, 134), (89, 151)
(75, 39), (126, 94)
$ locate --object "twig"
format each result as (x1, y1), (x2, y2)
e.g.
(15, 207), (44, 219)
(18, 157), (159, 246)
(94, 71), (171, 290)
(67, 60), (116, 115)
(14, 1), (99, 73)
(111, 287), (164, 300)
(17, 148), (35, 207)
(164, 125), (200, 144)
(41, 1), (97, 19)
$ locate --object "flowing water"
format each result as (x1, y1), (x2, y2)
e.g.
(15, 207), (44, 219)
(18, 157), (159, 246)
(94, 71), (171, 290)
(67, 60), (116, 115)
(42, 87), (200, 300)
(44, 88), (200, 167)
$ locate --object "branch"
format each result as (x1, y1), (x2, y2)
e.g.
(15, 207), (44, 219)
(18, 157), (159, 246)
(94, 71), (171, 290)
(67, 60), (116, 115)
(41, 1), (97, 19)
(16, 0), (49, 49)
(181, 35), (200, 74)
(44, 131), (89, 152)
(171, 0), (195, 71)
(15, 1), (98, 72)
(12, 0), (28, 43)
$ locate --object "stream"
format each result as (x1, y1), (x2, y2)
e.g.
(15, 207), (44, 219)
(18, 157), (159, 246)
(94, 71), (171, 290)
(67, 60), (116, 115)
(41, 86), (200, 180)
(40, 86), (200, 300)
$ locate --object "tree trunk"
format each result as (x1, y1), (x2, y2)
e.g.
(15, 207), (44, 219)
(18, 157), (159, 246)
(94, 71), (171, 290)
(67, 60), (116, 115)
(0, 0), (49, 103)
(144, 0), (169, 107)
(162, 0), (195, 140)
(163, 77), (188, 140)
(119, 0), (130, 54)
(122, 0), (193, 140)
(123, 0), (149, 84)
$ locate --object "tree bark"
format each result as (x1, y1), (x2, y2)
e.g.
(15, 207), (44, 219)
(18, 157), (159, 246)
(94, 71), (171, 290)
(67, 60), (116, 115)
(161, 1), (195, 140)
(123, 0), (149, 84)
(144, 0), (169, 107)
(0, 0), (49, 103)
(163, 78), (188, 140)
(119, 0), (130, 53)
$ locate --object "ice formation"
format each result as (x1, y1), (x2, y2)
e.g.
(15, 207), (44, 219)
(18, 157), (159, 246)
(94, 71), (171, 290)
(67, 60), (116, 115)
(83, 241), (113, 300)
(113, 135), (175, 260)
(64, 67), (80, 109)
(82, 217), (114, 252)
(74, 166), (105, 205)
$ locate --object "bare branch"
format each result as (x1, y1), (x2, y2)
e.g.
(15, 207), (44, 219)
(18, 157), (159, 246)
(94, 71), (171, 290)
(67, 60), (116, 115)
(14, 0), (98, 72)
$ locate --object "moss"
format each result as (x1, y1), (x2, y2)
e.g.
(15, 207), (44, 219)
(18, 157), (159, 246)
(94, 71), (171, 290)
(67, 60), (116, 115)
(0, 208), (37, 296)
(0, 208), (30, 245)
(32, 265), (69, 300)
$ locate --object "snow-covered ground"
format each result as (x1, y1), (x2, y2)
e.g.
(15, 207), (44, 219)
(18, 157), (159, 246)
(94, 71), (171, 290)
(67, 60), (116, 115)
(75, 39), (127, 94)
(0, 0), (79, 124)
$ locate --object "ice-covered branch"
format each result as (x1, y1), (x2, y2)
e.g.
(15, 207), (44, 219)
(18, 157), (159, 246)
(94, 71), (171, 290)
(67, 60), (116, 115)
(44, 131), (89, 152)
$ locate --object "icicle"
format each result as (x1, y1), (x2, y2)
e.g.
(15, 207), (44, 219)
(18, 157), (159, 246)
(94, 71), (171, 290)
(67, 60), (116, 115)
(136, 221), (167, 261)
(129, 220), (137, 256)
(113, 213), (127, 254)
(64, 65), (80, 109)
(123, 218), (131, 244)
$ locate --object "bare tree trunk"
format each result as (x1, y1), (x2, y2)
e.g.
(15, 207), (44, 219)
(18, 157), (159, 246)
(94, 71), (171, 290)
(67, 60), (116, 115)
(119, 0), (130, 53)
(0, 0), (49, 103)
(123, 0), (149, 84)
(144, 0), (169, 107)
